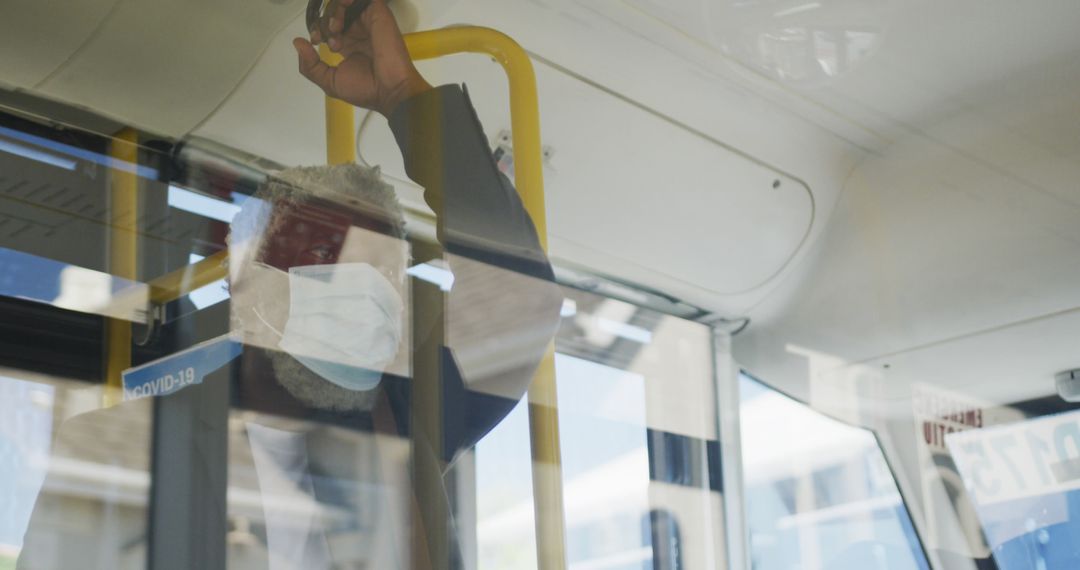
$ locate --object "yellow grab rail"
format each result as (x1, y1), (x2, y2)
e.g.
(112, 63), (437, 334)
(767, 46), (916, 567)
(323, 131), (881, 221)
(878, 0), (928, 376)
(320, 44), (358, 165)
(402, 28), (548, 245)
(146, 31), (551, 290)
(147, 250), (230, 304)
(104, 128), (139, 406)
(320, 28), (567, 569)
(399, 27), (566, 570)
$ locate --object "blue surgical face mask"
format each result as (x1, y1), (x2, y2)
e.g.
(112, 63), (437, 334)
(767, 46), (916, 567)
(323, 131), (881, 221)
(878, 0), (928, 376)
(277, 263), (404, 391)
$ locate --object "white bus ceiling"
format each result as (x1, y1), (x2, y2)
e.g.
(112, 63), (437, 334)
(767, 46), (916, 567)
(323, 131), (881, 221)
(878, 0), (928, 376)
(4, 0), (1076, 332)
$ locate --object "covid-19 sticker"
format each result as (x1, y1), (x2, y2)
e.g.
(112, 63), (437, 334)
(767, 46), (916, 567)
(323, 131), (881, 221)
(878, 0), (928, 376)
(122, 334), (242, 400)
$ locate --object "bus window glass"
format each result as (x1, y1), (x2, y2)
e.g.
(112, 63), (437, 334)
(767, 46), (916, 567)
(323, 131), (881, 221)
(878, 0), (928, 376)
(945, 405), (1080, 569)
(0, 113), (727, 570)
(475, 289), (725, 570)
(0, 376), (55, 565)
(740, 374), (929, 570)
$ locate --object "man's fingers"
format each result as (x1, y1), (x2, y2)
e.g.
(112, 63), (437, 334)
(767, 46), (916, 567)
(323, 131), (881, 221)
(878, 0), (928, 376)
(329, 0), (353, 33)
(293, 37), (337, 96)
(329, 0), (370, 53)
(363, 0), (409, 56)
(340, 26), (374, 59)
(308, 0), (359, 47)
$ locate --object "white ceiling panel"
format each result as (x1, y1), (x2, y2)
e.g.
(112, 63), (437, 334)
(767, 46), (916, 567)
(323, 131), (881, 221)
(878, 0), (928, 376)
(27, 0), (306, 137)
(194, 0), (859, 315)
(0, 0), (117, 89)
(357, 52), (815, 296)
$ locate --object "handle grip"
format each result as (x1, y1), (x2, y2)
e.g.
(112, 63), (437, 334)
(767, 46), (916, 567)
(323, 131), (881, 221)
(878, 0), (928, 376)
(305, 0), (372, 40)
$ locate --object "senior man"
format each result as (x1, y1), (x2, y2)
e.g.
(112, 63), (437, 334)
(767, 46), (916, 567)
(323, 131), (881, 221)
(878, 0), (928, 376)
(18, 2), (561, 568)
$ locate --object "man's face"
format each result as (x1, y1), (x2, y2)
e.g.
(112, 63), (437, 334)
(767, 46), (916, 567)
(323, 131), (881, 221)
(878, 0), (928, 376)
(229, 196), (411, 407)
(258, 198), (406, 280)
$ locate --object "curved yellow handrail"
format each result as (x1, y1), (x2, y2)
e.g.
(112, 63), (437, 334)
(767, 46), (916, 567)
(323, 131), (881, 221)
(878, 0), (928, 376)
(321, 27), (547, 245)
(403, 28), (548, 246)
(403, 27), (565, 570)
(153, 29), (550, 292)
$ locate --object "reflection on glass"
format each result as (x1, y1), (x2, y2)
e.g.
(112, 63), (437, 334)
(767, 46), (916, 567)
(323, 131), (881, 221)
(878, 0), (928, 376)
(0, 376), (54, 567)
(475, 400), (538, 569)
(9, 375), (153, 569)
(708, 0), (889, 85)
(0, 247), (148, 323)
(223, 409), (415, 569)
(947, 409), (1080, 569)
(740, 374), (928, 570)
(557, 353), (651, 569)
(3, 57), (569, 569)
(2, 2), (736, 568)
(474, 290), (723, 570)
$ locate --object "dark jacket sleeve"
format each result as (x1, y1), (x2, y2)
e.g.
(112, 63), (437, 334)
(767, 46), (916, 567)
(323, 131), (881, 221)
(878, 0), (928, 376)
(387, 84), (562, 461)
(387, 84), (554, 281)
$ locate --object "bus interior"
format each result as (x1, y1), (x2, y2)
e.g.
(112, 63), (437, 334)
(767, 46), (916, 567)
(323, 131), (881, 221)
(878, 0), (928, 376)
(1, 0), (1079, 569)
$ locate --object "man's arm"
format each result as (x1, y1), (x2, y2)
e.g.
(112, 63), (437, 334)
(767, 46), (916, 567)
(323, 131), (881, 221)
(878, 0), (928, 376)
(295, 0), (563, 458)
(388, 84), (563, 461)
(294, 0), (432, 118)
(295, 0), (551, 276)
(388, 85), (554, 280)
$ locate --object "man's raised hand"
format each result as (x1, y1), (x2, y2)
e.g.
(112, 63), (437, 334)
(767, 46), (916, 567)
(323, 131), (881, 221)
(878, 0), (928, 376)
(293, 0), (432, 117)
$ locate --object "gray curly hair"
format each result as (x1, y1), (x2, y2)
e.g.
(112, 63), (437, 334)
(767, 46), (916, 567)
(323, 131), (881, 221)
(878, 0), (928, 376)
(261, 164), (405, 236)
(229, 163), (406, 274)
(228, 163), (408, 411)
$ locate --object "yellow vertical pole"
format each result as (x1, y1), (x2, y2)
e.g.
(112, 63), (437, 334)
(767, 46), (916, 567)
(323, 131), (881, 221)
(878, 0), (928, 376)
(105, 128), (139, 406)
(526, 344), (563, 569)
(403, 28), (567, 570)
(320, 45), (357, 165)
